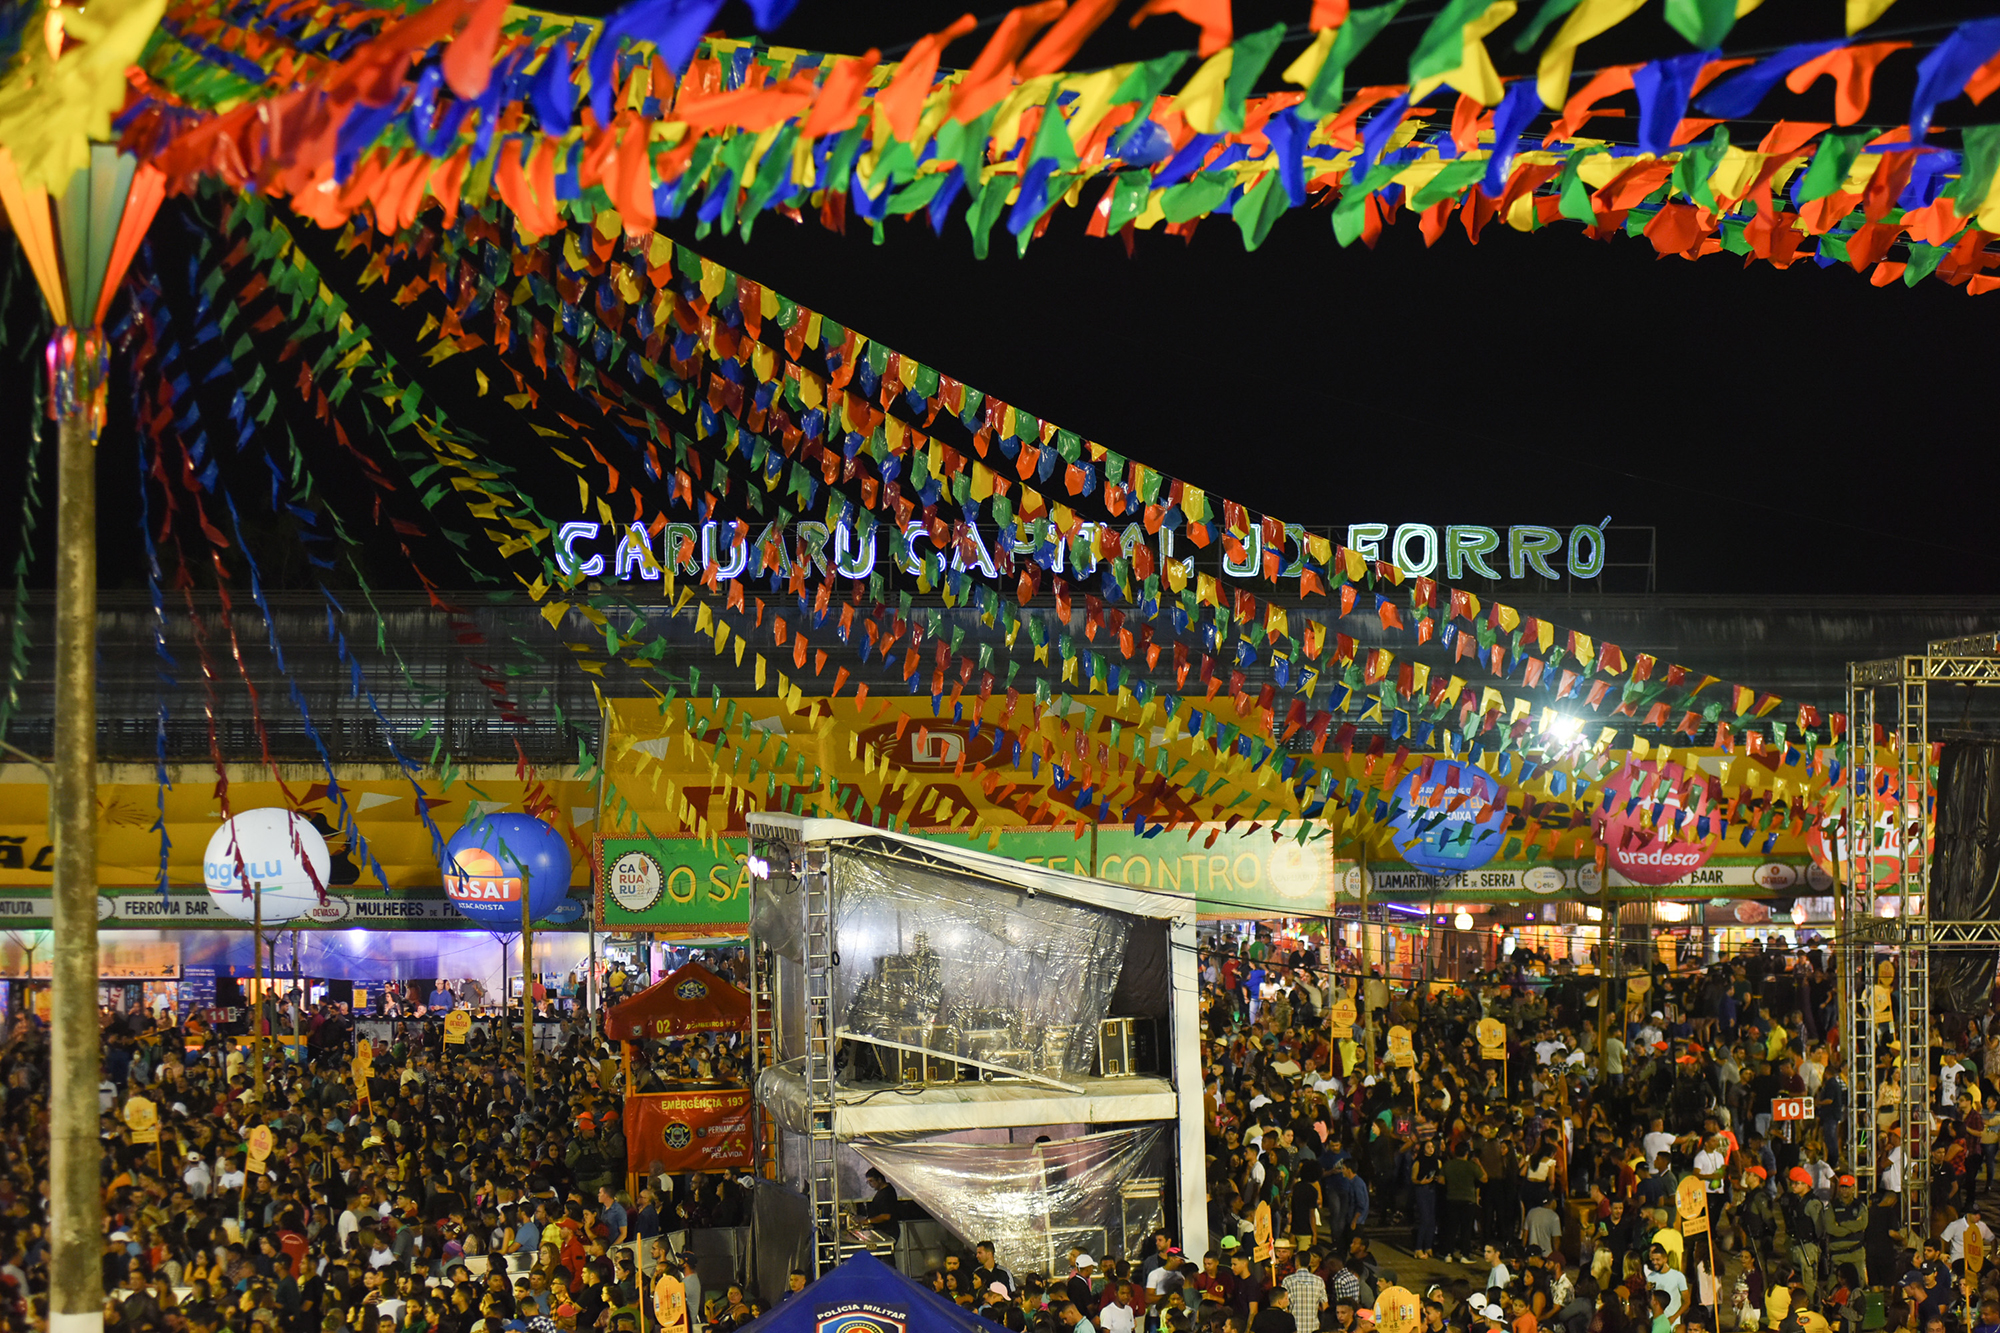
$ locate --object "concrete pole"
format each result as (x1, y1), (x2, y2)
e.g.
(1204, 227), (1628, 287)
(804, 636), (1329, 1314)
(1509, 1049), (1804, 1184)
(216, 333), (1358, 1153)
(50, 405), (103, 1333)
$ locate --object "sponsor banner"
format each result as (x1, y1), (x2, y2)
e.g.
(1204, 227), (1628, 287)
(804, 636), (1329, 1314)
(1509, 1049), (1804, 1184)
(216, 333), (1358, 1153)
(111, 894), (232, 922)
(596, 831), (1805, 915)
(65, 892), (596, 928)
(0, 894), (46, 920)
(939, 824), (1338, 917)
(597, 839), (754, 932)
(598, 825), (1337, 926)
(623, 1089), (754, 1173)
(1608, 837), (1715, 886)
(1362, 859), (1811, 899)
(814, 1304), (908, 1333)
(1384, 763), (1509, 875)
(1357, 863), (1596, 898)
(1605, 859), (1805, 892)
(342, 897), (460, 922)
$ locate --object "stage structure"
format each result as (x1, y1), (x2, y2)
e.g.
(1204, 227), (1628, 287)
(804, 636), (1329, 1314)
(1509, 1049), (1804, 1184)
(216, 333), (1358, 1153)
(1845, 631), (2000, 1233)
(743, 814), (1203, 1278)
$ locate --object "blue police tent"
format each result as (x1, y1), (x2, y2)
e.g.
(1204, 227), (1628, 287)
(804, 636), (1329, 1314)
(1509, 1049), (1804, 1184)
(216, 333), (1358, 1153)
(736, 1253), (994, 1331)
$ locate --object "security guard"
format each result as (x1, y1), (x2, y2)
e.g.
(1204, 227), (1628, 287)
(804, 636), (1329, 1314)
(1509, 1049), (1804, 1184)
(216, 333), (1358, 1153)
(1780, 1167), (1831, 1307)
(1825, 1172), (1869, 1286)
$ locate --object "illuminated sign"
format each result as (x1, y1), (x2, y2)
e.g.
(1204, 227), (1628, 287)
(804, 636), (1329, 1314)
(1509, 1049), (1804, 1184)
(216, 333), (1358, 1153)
(555, 517), (1612, 584)
(443, 848), (525, 904)
(554, 517), (1173, 584)
(1341, 521), (1609, 580)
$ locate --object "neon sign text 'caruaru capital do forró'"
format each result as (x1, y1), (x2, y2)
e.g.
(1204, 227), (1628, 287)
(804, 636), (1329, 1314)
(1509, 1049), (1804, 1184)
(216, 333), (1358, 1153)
(553, 518), (1613, 585)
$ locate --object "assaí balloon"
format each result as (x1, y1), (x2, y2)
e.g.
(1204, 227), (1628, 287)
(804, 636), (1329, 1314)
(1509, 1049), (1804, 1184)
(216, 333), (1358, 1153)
(441, 813), (573, 926)
(1385, 762), (1508, 875)
(203, 808), (332, 923)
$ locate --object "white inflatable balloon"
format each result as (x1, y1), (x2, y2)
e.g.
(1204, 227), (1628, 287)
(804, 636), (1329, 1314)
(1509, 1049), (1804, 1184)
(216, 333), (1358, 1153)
(203, 808), (332, 923)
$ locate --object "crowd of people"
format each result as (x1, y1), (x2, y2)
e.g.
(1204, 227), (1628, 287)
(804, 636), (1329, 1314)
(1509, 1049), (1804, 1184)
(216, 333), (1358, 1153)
(1175, 931), (2000, 1333)
(0, 997), (772, 1333)
(6, 932), (2000, 1333)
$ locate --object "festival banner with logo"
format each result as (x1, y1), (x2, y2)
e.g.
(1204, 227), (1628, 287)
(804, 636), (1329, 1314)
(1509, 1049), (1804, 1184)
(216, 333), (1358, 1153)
(623, 1089), (755, 1173)
(597, 823), (1338, 927)
(596, 837), (755, 932)
(1384, 762), (1510, 875)
(596, 829), (1812, 915)
(1592, 757), (1717, 886)
(925, 824), (1340, 917)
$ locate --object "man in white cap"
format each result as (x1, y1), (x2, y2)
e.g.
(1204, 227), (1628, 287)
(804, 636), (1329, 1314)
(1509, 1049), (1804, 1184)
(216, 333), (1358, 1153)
(1067, 1254), (1098, 1311)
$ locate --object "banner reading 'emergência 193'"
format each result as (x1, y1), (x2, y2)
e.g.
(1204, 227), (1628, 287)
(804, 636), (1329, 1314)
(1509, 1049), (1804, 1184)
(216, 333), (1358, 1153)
(553, 517), (1614, 586)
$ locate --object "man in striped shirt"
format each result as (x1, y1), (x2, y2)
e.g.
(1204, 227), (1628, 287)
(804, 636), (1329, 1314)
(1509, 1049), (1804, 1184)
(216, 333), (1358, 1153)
(1283, 1254), (1330, 1333)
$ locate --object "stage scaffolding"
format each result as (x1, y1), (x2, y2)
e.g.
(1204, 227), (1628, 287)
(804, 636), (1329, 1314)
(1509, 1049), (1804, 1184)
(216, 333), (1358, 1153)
(1845, 631), (2000, 1234)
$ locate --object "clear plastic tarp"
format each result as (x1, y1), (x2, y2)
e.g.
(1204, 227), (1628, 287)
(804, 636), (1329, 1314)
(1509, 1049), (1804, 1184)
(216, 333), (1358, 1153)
(832, 849), (1131, 1082)
(856, 1128), (1168, 1280)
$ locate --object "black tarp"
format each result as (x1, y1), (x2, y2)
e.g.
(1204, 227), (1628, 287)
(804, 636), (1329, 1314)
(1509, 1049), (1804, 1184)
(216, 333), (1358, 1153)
(1929, 739), (2000, 1013)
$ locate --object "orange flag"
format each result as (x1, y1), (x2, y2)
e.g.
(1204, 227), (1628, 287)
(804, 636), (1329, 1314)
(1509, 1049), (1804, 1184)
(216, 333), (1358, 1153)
(951, 0), (1066, 121)
(875, 15), (979, 140)
(1129, 0), (1232, 56)
(1020, 0), (1121, 76)
(1784, 41), (1911, 125)
(801, 53), (882, 138)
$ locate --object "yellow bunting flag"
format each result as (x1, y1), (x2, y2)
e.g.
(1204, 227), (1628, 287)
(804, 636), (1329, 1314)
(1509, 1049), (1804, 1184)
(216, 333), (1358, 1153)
(1537, 0), (1649, 106)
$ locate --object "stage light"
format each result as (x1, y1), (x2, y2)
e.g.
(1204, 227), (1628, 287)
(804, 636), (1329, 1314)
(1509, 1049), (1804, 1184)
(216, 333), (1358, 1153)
(1454, 911), (1474, 930)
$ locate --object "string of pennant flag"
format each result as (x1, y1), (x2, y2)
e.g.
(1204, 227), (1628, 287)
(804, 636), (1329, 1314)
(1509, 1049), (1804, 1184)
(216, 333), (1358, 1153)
(136, 176), (1871, 867)
(0, 0), (1943, 878)
(115, 0), (2000, 288)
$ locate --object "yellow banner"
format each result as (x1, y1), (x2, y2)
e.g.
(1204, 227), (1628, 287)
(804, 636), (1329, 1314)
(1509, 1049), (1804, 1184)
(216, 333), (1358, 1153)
(0, 765), (596, 888)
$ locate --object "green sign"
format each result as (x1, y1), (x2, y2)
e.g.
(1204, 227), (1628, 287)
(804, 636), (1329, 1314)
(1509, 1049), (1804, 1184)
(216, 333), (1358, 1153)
(594, 826), (1340, 928)
(595, 836), (754, 931)
(920, 824), (1339, 917)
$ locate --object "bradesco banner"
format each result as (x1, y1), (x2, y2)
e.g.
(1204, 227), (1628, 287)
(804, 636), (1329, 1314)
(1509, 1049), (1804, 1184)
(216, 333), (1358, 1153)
(597, 826), (1339, 926)
(623, 1089), (754, 1172)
